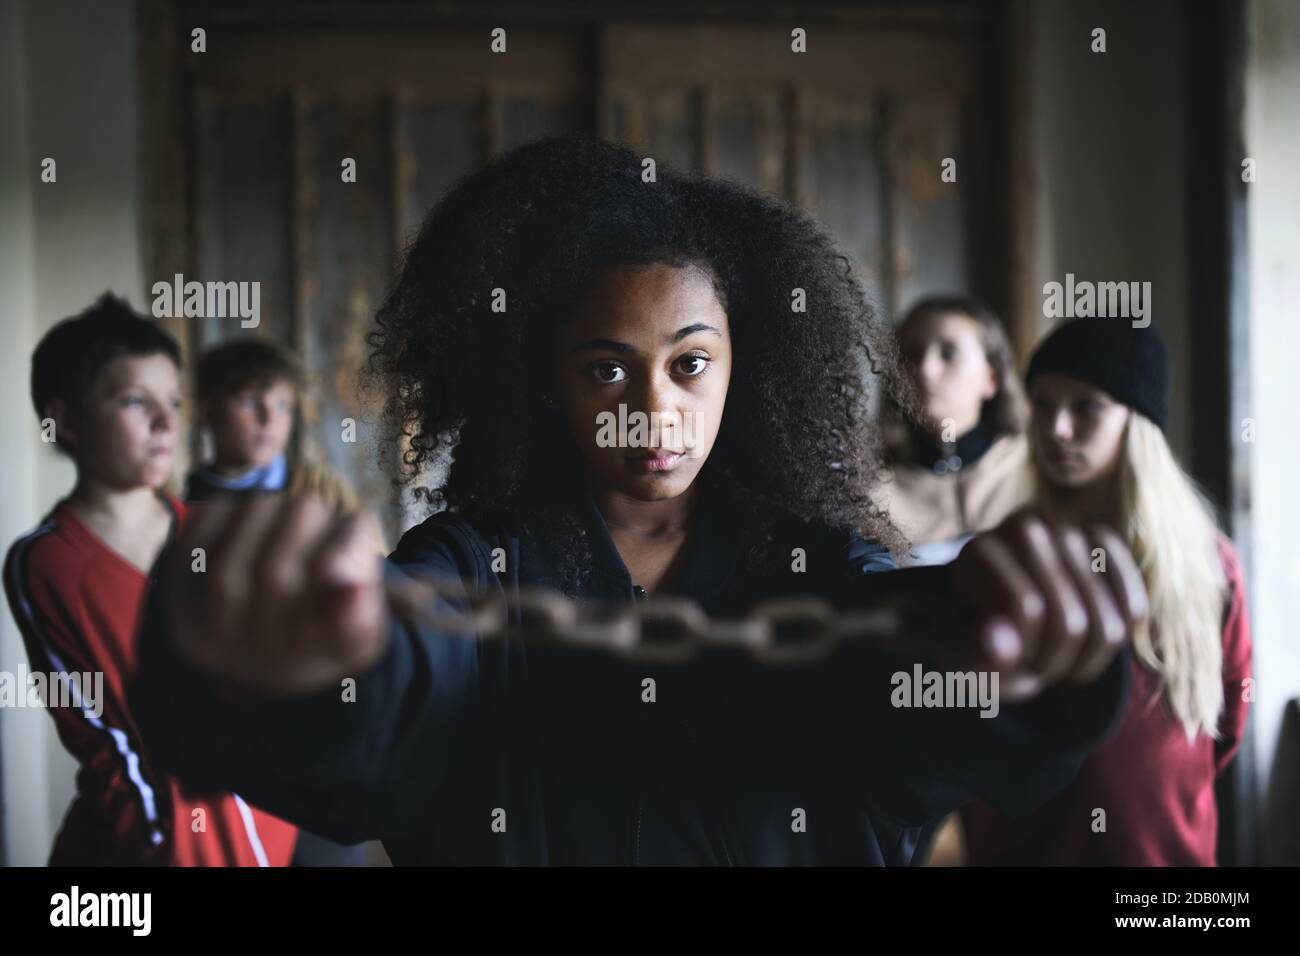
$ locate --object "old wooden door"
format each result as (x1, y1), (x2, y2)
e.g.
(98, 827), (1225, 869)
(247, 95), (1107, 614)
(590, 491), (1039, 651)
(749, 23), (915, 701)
(147, 5), (1004, 539)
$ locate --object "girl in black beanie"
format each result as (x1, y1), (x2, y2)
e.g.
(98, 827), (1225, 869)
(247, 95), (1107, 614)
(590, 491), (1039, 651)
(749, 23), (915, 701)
(959, 317), (1253, 866)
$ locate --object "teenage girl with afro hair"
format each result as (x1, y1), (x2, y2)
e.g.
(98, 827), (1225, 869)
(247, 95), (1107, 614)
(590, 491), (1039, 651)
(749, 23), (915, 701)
(134, 136), (1148, 865)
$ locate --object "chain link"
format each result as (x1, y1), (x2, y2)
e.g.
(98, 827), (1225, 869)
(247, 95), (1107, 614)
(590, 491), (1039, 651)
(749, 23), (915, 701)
(383, 571), (907, 666)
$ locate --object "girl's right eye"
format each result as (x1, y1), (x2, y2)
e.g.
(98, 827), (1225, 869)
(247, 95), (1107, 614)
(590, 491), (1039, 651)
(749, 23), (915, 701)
(588, 362), (627, 385)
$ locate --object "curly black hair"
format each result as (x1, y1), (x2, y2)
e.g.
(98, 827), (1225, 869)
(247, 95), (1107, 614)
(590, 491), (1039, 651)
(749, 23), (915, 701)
(367, 135), (913, 594)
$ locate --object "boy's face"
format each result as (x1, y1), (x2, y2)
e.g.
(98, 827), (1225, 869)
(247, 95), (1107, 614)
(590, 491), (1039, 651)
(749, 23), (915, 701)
(557, 263), (732, 502)
(67, 353), (181, 490)
(207, 380), (296, 472)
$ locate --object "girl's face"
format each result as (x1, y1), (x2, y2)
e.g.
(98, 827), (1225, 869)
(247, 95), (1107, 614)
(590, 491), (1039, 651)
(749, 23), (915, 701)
(65, 353), (181, 490)
(898, 311), (997, 436)
(1029, 373), (1130, 488)
(557, 262), (732, 502)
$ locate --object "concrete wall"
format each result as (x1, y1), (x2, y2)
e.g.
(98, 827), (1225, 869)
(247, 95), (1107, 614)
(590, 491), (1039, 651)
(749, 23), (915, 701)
(0, 0), (143, 865)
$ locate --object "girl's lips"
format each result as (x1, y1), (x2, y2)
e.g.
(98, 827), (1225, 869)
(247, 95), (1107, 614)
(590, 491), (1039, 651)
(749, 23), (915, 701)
(1043, 448), (1080, 469)
(626, 451), (683, 473)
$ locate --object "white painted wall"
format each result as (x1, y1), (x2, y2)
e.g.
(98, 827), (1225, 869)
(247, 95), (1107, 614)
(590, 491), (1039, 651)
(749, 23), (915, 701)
(0, 0), (143, 865)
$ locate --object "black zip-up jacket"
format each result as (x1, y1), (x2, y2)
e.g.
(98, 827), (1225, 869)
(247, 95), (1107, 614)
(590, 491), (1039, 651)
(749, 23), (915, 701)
(132, 473), (1129, 865)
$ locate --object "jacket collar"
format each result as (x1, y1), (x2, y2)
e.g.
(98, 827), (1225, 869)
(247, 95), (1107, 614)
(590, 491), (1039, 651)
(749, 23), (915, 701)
(575, 468), (736, 608)
(907, 417), (996, 473)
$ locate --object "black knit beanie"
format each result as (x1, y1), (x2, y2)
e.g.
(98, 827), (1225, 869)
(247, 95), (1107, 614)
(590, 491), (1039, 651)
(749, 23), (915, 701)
(1025, 318), (1170, 431)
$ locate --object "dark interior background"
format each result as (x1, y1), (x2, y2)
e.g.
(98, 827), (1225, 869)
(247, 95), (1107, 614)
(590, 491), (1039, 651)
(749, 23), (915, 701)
(4, 0), (1297, 868)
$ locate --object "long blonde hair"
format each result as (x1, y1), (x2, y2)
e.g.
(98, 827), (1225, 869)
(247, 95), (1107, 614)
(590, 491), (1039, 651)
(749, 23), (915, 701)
(1036, 414), (1227, 740)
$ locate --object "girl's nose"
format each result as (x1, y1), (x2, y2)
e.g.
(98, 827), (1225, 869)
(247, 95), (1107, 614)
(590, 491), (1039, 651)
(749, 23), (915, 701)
(1052, 409), (1074, 441)
(919, 350), (943, 386)
(637, 371), (673, 415)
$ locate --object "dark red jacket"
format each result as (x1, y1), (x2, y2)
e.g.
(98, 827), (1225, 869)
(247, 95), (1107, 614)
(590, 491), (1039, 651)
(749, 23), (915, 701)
(960, 537), (1252, 866)
(4, 495), (297, 866)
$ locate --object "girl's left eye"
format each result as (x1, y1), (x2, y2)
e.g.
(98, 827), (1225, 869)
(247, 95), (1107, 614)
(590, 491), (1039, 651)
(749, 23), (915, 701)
(676, 355), (709, 376)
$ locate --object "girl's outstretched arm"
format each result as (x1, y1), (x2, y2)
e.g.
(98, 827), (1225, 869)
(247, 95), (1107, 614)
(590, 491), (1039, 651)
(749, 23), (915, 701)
(681, 516), (1143, 826)
(131, 497), (1147, 849)
(132, 495), (466, 844)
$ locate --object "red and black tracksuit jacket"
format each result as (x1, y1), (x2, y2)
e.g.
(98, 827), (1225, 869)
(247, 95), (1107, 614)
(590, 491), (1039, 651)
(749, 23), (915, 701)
(4, 494), (297, 866)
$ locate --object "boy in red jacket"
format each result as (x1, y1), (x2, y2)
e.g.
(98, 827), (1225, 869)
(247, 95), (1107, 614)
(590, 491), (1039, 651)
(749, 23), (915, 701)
(4, 294), (297, 865)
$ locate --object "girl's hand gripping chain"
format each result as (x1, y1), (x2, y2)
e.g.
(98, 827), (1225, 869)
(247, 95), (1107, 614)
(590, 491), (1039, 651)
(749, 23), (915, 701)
(170, 494), (389, 694)
(166, 497), (1146, 703)
(945, 514), (1148, 702)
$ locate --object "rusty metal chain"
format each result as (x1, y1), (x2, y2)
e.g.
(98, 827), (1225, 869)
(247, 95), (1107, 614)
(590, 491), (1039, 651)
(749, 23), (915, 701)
(382, 570), (911, 666)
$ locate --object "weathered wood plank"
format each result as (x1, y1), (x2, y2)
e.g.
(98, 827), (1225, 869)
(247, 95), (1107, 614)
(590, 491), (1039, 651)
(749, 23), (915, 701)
(193, 96), (293, 347)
